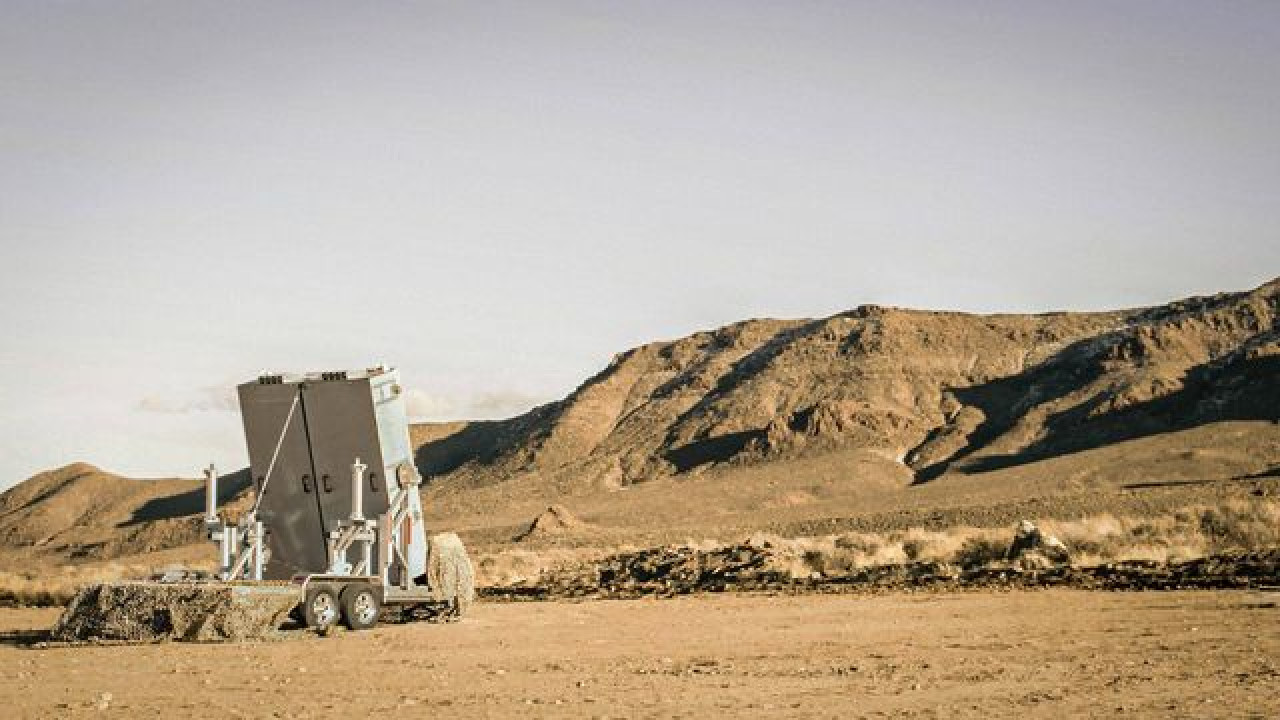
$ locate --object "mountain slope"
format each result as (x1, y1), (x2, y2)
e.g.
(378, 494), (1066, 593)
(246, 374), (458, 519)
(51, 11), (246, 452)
(0, 463), (248, 567)
(418, 278), (1280, 506)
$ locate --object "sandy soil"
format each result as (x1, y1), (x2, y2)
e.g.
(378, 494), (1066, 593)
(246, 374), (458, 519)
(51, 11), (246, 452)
(2, 590), (1277, 719)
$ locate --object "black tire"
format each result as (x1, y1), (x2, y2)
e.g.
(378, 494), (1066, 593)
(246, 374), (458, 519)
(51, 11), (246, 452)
(303, 584), (340, 629)
(340, 584), (381, 631)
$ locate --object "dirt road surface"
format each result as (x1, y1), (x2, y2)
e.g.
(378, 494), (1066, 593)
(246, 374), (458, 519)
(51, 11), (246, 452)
(2, 590), (1277, 719)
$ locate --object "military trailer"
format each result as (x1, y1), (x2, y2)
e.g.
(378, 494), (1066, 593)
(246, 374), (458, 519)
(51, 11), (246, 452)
(206, 366), (473, 630)
(51, 366), (470, 642)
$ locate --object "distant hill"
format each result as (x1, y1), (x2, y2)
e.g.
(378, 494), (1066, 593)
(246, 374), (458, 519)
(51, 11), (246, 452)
(416, 278), (1279, 497)
(0, 463), (248, 568)
(3, 278), (1278, 565)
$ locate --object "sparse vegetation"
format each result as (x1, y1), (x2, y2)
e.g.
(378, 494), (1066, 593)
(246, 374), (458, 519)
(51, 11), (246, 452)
(477, 498), (1280, 589)
(954, 535), (1009, 569)
(639, 498), (1280, 581)
(0, 561), (213, 608)
(0, 572), (77, 607)
(6, 500), (1277, 605)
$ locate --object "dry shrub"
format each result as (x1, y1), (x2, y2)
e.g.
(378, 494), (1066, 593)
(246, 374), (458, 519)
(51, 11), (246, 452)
(1034, 498), (1280, 565)
(474, 545), (621, 586)
(834, 532), (881, 555)
(0, 571), (77, 607)
(1015, 551), (1054, 571)
(491, 498), (1280, 587)
(954, 534), (1009, 569)
(769, 498), (1279, 578)
(474, 550), (545, 586)
(801, 548), (836, 576)
(821, 533), (906, 570)
(899, 528), (968, 563)
(684, 537), (727, 552)
(1198, 499), (1280, 551)
(783, 528), (996, 576)
(757, 536), (830, 579)
(1045, 515), (1129, 559)
(859, 542), (909, 567)
(0, 561), (161, 608)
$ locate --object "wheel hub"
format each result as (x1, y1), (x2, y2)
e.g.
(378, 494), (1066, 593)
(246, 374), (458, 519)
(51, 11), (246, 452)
(353, 592), (376, 624)
(311, 593), (336, 626)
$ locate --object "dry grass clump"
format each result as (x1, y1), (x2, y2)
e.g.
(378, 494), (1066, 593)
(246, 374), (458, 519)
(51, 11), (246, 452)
(0, 571), (78, 607)
(833, 527), (1009, 570)
(953, 535), (1010, 568)
(0, 555), (224, 608)
(751, 498), (1280, 578)
(491, 498), (1280, 586)
(0, 562), (150, 607)
(898, 528), (974, 563)
(1197, 499), (1280, 549)
(473, 545), (624, 587)
(1042, 497), (1280, 565)
(740, 529), (1001, 578)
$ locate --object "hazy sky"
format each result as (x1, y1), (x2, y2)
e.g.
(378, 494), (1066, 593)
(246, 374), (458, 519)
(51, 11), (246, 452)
(2, 1), (1278, 488)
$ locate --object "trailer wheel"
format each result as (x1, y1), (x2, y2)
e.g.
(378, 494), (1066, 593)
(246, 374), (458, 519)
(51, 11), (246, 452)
(340, 584), (381, 631)
(303, 584), (340, 629)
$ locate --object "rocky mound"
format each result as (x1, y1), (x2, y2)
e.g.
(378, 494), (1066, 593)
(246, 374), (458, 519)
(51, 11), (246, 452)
(514, 505), (595, 542)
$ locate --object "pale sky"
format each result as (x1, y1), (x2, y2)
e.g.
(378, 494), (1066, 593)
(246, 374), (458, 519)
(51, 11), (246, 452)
(2, 1), (1278, 488)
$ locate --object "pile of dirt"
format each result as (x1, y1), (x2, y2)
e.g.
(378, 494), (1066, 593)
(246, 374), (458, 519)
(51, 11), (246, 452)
(514, 505), (595, 542)
(481, 545), (1280, 601)
(50, 582), (299, 643)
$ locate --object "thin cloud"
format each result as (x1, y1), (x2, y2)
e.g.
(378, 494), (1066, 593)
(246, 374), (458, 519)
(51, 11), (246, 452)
(468, 390), (550, 417)
(405, 388), (549, 422)
(136, 386), (238, 415)
(404, 389), (458, 419)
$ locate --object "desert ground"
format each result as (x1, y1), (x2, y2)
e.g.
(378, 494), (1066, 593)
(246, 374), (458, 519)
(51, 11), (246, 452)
(2, 589), (1277, 719)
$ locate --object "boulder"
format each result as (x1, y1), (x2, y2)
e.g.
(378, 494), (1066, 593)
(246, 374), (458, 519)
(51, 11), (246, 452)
(1007, 520), (1071, 564)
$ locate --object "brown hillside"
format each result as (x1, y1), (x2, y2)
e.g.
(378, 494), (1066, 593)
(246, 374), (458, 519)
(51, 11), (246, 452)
(0, 463), (248, 568)
(417, 279), (1280, 508)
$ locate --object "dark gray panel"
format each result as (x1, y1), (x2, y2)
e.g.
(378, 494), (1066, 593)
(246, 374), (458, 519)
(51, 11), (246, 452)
(300, 378), (392, 536)
(237, 380), (328, 579)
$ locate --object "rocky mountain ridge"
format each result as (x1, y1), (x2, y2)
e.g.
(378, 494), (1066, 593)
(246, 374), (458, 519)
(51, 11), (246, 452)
(417, 278), (1280, 498)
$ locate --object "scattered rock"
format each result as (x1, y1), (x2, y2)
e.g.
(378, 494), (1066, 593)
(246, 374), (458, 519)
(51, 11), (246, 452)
(1007, 520), (1071, 564)
(481, 546), (1280, 600)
